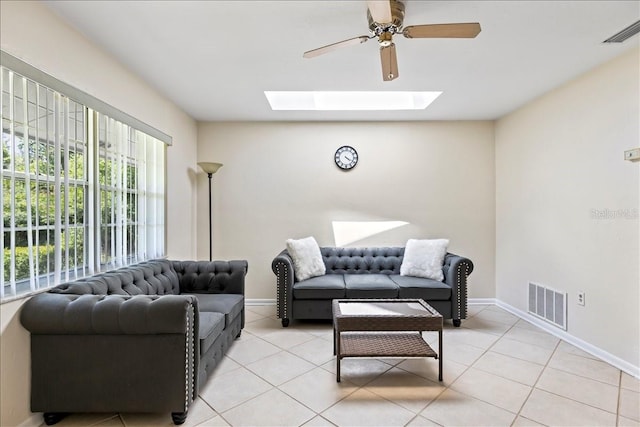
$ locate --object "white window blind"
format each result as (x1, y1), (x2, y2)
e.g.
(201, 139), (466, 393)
(96, 116), (165, 270)
(1, 63), (166, 302)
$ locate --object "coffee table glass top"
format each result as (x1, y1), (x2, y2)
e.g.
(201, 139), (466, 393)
(337, 300), (433, 317)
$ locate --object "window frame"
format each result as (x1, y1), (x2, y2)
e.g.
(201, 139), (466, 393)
(1, 51), (169, 303)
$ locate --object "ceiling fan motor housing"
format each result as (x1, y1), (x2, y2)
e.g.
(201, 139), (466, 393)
(367, 0), (405, 32)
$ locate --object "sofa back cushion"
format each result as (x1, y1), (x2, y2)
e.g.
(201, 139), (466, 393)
(49, 259), (180, 296)
(172, 260), (246, 294)
(321, 247), (404, 275)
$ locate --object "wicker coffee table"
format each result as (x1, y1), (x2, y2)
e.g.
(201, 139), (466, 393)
(332, 298), (443, 382)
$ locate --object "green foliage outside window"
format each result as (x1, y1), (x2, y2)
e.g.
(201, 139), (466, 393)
(3, 234), (83, 283)
(3, 135), (139, 283)
(3, 134), (87, 283)
(3, 245), (55, 282)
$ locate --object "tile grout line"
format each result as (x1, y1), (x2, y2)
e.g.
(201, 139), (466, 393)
(430, 309), (592, 426)
(444, 315), (526, 425)
(517, 339), (622, 425)
(274, 362), (363, 419)
(542, 363), (624, 388)
(294, 363), (391, 425)
(195, 397), (232, 427)
(358, 361), (447, 419)
(510, 334), (561, 426)
(215, 326), (379, 426)
(616, 369), (622, 427)
(414, 305), (498, 425)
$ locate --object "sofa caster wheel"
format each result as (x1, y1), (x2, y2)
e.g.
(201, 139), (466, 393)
(172, 411), (187, 425)
(282, 318), (290, 327)
(236, 330), (242, 338)
(43, 413), (68, 425)
(453, 319), (461, 327)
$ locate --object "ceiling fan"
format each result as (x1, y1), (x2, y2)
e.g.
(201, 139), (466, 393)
(303, 0), (481, 81)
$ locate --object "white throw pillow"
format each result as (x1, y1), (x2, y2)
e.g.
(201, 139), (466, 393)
(286, 236), (326, 281)
(400, 238), (449, 281)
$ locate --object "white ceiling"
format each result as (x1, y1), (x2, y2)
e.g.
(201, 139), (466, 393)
(44, 1), (639, 122)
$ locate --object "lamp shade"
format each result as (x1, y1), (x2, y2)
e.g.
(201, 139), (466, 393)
(198, 162), (223, 174)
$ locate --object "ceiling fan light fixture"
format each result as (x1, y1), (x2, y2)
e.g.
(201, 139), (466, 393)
(264, 91), (442, 111)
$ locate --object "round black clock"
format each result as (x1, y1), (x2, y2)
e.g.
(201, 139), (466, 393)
(334, 145), (358, 170)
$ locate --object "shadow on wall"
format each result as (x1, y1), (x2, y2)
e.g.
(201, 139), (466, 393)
(332, 220), (409, 246)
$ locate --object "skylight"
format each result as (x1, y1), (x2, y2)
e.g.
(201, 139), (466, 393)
(264, 91), (442, 111)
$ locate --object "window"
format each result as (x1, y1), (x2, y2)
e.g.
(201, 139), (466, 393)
(96, 116), (165, 270)
(1, 55), (167, 302)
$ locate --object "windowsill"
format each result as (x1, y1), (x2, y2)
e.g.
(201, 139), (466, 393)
(0, 287), (50, 305)
(1, 257), (169, 305)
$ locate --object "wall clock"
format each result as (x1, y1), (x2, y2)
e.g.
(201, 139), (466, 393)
(335, 145), (358, 170)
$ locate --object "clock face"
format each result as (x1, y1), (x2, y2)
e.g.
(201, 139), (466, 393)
(335, 146), (358, 170)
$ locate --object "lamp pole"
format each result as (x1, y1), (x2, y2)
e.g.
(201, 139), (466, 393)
(197, 162), (223, 262)
(206, 172), (213, 261)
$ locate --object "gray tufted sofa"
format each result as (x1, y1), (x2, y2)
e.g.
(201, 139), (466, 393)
(20, 259), (248, 426)
(272, 247), (473, 327)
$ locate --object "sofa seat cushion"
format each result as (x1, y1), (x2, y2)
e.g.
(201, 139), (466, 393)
(344, 274), (399, 298)
(189, 294), (244, 328)
(199, 312), (225, 356)
(293, 274), (345, 299)
(390, 275), (452, 300)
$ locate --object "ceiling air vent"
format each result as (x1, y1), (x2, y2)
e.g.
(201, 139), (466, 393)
(603, 20), (640, 43)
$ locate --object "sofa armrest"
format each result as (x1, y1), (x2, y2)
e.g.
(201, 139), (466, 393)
(272, 250), (294, 323)
(171, 260), (248, 295)
(20, 293), (198, 335)
(21, 293), (200, 415)
(443, 253), (474, 320)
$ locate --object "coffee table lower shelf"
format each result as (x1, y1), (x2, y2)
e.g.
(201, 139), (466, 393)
(340, 332), (437, 358)
(336, 332), (439, 382)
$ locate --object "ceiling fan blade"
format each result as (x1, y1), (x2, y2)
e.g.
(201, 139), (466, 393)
(403, 23), (481, 39)
(303, 35), (370, 58)
(367, 0), (392, 24)
(380, 43), (398, 81)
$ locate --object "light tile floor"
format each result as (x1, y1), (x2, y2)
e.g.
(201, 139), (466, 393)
(43, 304), (639, 427)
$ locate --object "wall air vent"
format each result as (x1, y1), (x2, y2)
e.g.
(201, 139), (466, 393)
(603, 20), (640, 43)
(528, 282), (567, 330)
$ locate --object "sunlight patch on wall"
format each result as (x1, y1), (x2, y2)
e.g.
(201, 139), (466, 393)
(332, 221), (409, 247)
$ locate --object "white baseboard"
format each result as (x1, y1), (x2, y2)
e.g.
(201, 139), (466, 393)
(246, 299), (276, 306)
(18, 413), (41, 427)
(494, 300), (639, 378)
(468, 298), (497, 305)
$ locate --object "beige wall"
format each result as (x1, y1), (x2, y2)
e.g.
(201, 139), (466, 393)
(0, 299), (31, 427)
(0, 2), (198, 425)
(495, 47), (639, 367)
(1, 1), (637, 425)
(197, 121), (496, 300)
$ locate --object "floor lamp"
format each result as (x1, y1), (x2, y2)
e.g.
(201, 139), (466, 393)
(198, 162), (223, 261)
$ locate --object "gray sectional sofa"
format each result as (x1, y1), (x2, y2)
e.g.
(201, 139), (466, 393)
(20, 259), (248, 426)
(272, 247), (473, 327)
